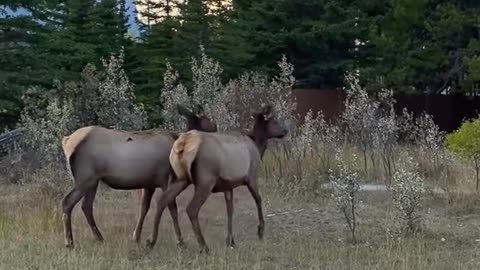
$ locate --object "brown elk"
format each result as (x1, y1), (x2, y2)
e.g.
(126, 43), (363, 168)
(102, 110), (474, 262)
(60, 105), (217, 248)
(145, 104), (287, 253)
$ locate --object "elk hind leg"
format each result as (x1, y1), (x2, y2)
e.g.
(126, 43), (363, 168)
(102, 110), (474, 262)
(146, 180), (189, 249)
(81, 182), (104, 242)
(132, 188), (155, 243)
(186, 182), (214, 253)
(167, 197), (185, 247)
(62, 187), (87, 248)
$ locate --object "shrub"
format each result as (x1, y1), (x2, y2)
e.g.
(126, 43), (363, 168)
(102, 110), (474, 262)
(17, 92), (77, 168)
(159, 62), (191, 131)
(262, 110), (336, 197)
(446, 117), (480, 191)
(96, 49), (147, 130)
(65, 64), (101, 127)
(191, 48), (238, 131)
(390, 155), (425, 234)
(15, 49), (148, 177)
(329, 151), (360, 243)
(341, 73), (378, 174)
(341, 72), (400, 178)
(160, 50), (297, 132)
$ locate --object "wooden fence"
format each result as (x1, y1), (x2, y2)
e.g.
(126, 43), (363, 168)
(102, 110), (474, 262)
(1, 91), (478, 149)
(292, 89), (480, 133)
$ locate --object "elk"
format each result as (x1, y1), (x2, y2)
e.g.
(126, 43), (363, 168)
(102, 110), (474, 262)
(145, 104), (287, 253)
(60, 105), (217, 248)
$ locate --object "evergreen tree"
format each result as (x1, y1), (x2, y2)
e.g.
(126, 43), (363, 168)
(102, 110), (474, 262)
(223, 0), (367, 88)
(138, 16), (181, 123)
(208, 0), (254, 80)
(175, 0), (211, 83)
(36, 0), (98, 84)
(95, 0), (127, 59)
(133, 0), (183, 124)
(0, 0), (47, 128)
(362, 0), (480, 93)
(36, 0), (133, 84)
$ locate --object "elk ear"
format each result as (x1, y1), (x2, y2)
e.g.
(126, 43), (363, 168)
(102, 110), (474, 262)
(252, 111), (262, 120)
(176, 104), (192, 117)
(194, 104), (205, 117)
(261, 104), (273, 120)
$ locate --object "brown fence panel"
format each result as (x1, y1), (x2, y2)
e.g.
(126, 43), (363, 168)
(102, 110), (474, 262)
(292, 89), (345, 124)
(292, 89), (480, 133)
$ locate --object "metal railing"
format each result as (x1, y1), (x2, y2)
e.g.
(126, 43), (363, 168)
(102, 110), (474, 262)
(0, 128), (23, 154)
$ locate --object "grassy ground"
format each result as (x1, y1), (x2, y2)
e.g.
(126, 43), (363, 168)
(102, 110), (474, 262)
(1, 179), (480, 270)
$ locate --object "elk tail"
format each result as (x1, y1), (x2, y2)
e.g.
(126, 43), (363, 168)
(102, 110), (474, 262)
(62, 126), (93, 180)
(169, 130), (202, 183)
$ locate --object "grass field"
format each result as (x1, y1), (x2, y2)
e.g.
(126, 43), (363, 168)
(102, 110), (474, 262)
(1, 177), (480, 270)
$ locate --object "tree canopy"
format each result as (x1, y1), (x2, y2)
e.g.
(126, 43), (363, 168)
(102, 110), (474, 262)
(1, 0), (479, 128)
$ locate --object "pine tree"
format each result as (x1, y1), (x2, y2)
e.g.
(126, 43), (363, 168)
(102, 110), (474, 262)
(95, 0), (126, 59)
(362, 0), (480, 93)
(208, 0), (254, 80)
(228, 0), (365, 88)
(168, 0), (210, 90)
(0, 0), (47, 128)
(133, 0), (184, 124)
(35, 0), (98, 84)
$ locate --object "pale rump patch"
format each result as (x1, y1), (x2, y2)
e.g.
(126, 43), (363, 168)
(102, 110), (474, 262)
(62, 126), (95, 161)
(169, 130), (202, 182)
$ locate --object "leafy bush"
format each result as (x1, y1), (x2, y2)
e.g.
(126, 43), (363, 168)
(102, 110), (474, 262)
(17, 92), (77, 168)
(262, 110), (337, 197)
(15, 49), (147, 176)
(390, 155), (425, 234)
(191, 49), (239, 131)
(340, 73), (402, 178)
(65, 64), (101, 126)
(446, 117), (480, 191)
(160, 49), (297, 132)
(96, 49), (147, 130)
(329, 151), (360, 243)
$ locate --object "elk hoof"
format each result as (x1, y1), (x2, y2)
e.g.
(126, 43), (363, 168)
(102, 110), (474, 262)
(94, 235), (105, 242)
(96, 239), (106, 245)
(200, 246), (210, 254)
(65, 241), (74, 249)
(145, 239), (155, 249)
(257, 225), (264, 240)
(226, 237), (236, 248)
(177, 241), (186, 249)
(132, 235), (141, 243)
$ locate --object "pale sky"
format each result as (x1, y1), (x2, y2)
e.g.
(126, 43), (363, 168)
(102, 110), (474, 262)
(136, 0), (231, 25)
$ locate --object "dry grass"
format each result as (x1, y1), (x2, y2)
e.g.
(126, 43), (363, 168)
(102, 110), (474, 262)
(1, 172), (480, 270)
(1, 141), (479, 269)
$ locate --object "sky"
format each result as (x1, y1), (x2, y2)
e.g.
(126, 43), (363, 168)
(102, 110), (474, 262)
(2, 1), (232, 37)
(1, 1), (141, 36)
(126, 0), (140, 36)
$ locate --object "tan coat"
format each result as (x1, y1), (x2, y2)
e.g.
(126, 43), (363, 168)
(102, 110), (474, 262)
(63, 126), (176, 189)
(170, 130), (261, 192)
